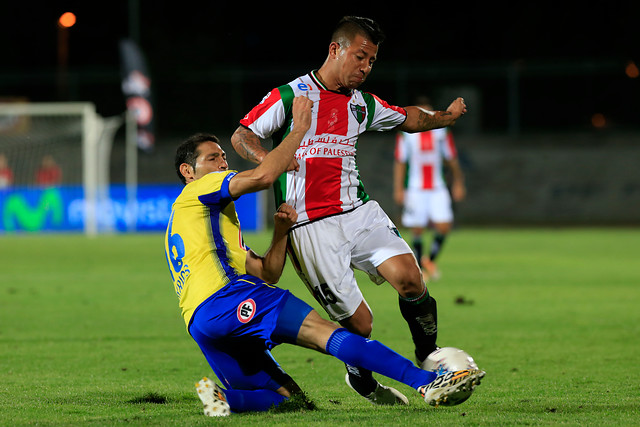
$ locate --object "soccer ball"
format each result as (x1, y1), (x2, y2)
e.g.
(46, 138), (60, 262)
(421, 347), (480, 406)
(421, 347), (479, 373)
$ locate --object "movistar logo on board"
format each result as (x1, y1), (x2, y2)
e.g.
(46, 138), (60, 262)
(2, 188), (63, 232)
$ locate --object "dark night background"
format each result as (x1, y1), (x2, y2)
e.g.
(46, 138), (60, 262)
(1, 1), (639, 225)
(2, 1), (638, 136)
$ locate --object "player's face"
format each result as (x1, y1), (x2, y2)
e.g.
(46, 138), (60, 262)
(335, 34), (378, 90)
(183, 141), (229, 182)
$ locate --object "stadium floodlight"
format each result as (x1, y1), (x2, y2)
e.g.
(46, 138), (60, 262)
(58, 12), (77, 29)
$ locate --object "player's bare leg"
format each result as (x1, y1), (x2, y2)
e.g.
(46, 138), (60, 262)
(422, 221), (452, 280)
(339, 300), (373, 337)
(409, 227), (430, 280)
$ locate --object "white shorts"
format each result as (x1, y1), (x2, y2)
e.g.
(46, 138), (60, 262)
(401, 187), (454, 228)
(288, 201), (413, 321)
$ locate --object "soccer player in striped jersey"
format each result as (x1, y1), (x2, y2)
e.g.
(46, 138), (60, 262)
(165, 96), (484, 416)
(230, 16), (469, 405)
(394, 96), (467, 281)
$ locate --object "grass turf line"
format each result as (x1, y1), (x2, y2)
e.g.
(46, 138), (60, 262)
(0, 228), (639, 425)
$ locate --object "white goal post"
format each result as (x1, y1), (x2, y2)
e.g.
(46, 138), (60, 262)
(0, 102), (136, 235)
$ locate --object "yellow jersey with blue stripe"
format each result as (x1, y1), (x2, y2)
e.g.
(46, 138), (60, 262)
(164, 170), (249, 327)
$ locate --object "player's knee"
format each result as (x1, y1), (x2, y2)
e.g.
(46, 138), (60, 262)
(434, 222), (452, 234)
(347, 322), (372, 338)
(340, 312), (373, 337)
(394, 271), (426, 298)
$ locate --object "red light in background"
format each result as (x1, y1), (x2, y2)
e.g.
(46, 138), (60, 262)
(591, 113), (606, 129)
(58, 12), (76, 29)
(625, 61), (639, 79)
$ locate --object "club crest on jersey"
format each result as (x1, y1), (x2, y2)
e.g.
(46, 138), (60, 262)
(350, 103), (366, 124)
(237, 299), (256, 323)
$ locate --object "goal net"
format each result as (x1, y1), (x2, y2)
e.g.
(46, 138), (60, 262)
(0, 102), (135, 235)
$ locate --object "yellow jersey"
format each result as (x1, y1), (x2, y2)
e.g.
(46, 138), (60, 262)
(164, 171), (249, 327)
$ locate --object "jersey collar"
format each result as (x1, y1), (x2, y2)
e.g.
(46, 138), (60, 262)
(310, 70), (353, 95)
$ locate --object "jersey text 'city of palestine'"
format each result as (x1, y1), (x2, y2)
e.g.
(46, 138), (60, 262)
(240, 70), (407, 226)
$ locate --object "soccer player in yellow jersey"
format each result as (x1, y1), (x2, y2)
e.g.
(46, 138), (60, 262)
(165, 96), (483, 416)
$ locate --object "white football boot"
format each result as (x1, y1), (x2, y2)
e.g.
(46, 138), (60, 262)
(195, 377), (231, 417)
(419, 369), (485, 407)
(345, 373), (409, 405)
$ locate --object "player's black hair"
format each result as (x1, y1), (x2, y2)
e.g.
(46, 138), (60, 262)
(174, 133), (219, 185)
(333, 16), (385, 46)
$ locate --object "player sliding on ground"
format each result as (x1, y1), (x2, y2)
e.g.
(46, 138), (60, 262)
(164, 96), (484, 416)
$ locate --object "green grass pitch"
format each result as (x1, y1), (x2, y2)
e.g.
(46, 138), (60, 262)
(1, 227), (639, 425)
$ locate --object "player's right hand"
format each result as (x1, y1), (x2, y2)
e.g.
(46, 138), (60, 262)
(291, 96), (313, 134)
(287, 96), (312, 172)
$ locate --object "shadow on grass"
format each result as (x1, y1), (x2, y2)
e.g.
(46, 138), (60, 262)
(127, 392), (168, 405)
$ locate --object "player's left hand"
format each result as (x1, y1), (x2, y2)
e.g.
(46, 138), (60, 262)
(446, 97), (467, 121)
(274, 203), (298, 230)
(451, 181), (467, 201)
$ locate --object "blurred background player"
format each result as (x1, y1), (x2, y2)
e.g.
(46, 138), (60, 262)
(165, 96), (484, 416)
(394, 96), (466, 281)
(0, 153), (13, 188)
(35, 154), (62, 186)
(231, 16), (467, 405)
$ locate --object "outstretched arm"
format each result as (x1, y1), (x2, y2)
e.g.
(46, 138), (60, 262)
(445, 157), (466, 202)
(231, 125), (300, 172)
(245, 203), (297, 283)
(228, 96), (312, 198)
(399, 98), (467, 133)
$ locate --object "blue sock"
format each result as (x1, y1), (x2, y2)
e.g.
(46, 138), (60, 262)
(325, 328), (436, 390)
(224, 388), (287, 412)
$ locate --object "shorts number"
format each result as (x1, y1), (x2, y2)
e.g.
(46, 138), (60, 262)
(313, 283), (337, 306)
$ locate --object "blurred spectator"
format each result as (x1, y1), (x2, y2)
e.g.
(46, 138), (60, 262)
(35, 154), (62, 186)
(0, 153), (13, 188)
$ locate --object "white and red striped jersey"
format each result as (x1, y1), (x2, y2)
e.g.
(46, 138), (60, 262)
(394, 128), (458, 191)
(239, 70), (407, 226)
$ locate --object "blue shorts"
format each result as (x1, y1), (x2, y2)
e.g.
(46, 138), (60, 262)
(188, 275), (313, 392)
